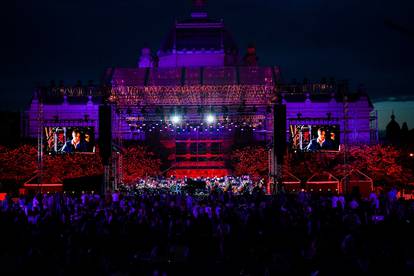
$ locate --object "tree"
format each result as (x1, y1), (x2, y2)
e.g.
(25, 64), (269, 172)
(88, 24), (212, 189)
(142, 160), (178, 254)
(332, 145), (412, 185)
(0, 144), (37, 182)
(122, 145), (161, 183)
(231, 146), (268, 178)
(42, 152), (104, 183)
(0, 144), (104, 184)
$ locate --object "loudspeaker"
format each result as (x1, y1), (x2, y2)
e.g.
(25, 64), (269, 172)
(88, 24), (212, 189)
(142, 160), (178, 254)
(99, 105), (112, 164)
(273, 104), (286, 159)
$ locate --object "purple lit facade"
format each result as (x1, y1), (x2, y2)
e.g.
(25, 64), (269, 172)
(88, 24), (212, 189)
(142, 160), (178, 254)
(24, 2), (377, 177)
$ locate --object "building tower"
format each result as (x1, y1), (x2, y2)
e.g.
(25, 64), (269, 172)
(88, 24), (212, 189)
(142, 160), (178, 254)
(386, 111), (401, 145)
(156, 0), (238, 67)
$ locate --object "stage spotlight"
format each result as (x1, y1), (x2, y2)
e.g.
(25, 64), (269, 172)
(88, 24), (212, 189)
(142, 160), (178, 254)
(171, 115), (181, 124)
(206, 114), (215, 124)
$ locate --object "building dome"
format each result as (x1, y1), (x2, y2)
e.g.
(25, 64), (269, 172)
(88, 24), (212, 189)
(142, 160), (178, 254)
(386, 112), (401, 145)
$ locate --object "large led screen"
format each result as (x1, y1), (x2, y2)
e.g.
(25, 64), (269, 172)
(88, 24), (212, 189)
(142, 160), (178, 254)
(45, 127), (95, 153)
(289, 125), (340, 152)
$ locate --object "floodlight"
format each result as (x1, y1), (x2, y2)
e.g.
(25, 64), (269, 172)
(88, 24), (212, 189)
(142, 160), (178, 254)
(205, 114), (215, 124)
(171, 115), (181, 124)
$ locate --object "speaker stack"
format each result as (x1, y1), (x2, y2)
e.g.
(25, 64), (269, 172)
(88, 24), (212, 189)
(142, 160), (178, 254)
(273, 104), (286, 161)
(99, 105), (112, 165)
(272, 103), (286, 194)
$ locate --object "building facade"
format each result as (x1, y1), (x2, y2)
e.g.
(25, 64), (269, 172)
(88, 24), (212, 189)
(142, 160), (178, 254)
(24, 1), (377, 177)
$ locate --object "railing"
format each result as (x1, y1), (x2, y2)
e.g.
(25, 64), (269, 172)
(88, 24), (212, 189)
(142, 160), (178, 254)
(279, 83), (336, 94)
(36, 85), (107, 99)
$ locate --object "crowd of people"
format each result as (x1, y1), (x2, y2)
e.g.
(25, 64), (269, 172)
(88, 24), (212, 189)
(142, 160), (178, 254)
(1, 185), (414, 275)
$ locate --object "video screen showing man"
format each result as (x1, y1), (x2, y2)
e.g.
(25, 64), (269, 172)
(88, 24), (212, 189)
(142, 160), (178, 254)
(306, 127), (335, 152)
(44, 127), (95, 153)
(61, 129), (88, 153)
(289, 124), (340, 152)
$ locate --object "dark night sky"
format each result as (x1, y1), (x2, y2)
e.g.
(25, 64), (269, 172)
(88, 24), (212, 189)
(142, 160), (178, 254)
(2, 0), (414, 128)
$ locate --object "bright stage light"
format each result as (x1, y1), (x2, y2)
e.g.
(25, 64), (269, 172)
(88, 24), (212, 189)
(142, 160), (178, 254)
(205, 114), (215, 124)
(171, 115), (181, 124)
